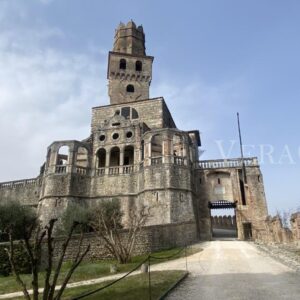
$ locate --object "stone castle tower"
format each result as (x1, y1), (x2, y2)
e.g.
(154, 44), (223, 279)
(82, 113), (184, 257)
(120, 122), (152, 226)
(0, 21), (269, 242)
(108, 21), (153, 104)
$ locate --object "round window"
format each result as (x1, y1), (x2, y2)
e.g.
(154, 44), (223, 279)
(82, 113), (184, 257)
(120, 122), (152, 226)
(112, 133), (119, 140)
(99, 134), (106, 142)
(126, 131), (133, 138)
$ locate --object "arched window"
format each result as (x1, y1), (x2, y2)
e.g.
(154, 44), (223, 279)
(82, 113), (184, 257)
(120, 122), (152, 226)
(121, 107), (139, 119)
(119, 59), (126, 70)
(76, 147), (88, 168)
(124, 146), (134, 165)
(151, 135), (163, 157)
(57, 146), (69, 165)
(135, 60), (142, 71)
(126, 84), (134, 93)
(121, 107), (130, 119)
(97, 148), (106, 168)
(110, 147), (120, 166)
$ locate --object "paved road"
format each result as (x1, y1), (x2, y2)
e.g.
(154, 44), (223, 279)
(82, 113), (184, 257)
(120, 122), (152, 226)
(166, 241), (300, 300)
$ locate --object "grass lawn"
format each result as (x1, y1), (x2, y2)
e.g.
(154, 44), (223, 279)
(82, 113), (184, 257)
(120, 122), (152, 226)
(11, 270), (187, 300)
(0, 246), (200, 295)
(62, 270), (186, 300)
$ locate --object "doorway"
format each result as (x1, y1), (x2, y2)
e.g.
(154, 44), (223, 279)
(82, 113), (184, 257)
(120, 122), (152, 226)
(243, 222), (253, 240)
(209, 200), (238, 239)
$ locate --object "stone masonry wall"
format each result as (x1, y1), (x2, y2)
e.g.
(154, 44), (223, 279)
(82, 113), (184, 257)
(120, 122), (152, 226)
(0, 178), (41, 206)
(211, 215), (236, 230)
(51, 221), (198, 261)
(259, 213), (300, 247)
(91, 98), (175, 132)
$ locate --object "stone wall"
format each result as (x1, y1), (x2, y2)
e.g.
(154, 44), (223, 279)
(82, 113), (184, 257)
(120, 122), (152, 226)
(91, 98), (175, 132)
(259, 213), (300, 246)
(51, 221), (198, 261)
(197, 159), (269, 241)
(211, 215), (236, 230)
(0, 177), (41, 206)
(291, 213), (300, 241)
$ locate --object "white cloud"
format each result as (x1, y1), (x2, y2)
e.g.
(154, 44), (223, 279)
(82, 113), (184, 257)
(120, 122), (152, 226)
(0, 24), (107, 181)
(0, 1), (246, 183)
(152, 77), (247, 134)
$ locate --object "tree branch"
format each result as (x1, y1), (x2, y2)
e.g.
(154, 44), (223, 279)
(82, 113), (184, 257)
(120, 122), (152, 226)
(5, 228), (31, 300)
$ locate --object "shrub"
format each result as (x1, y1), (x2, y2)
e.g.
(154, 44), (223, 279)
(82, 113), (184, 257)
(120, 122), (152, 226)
(59, 203), (91, 235)
(0, 243), (31, 276)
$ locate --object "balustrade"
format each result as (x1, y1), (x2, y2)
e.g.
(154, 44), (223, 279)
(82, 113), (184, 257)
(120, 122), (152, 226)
(174, 156), (184, 166)
(96, 168), (105, 176)
(76, 166), (88, 175)
(55, 165), (67, 174)
(151, 157), (162, 165)
(198, 157), (258, 169)
(123, 165), (133, 174)
(109, 167), (120, 175)
(0, 178), (39, 189)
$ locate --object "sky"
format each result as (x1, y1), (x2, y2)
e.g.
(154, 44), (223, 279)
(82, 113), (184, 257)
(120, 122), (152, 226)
(0, 0), (300, 215)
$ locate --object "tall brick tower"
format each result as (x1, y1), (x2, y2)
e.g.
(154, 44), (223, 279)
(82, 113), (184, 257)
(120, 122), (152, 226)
(107, 21), (154, 104)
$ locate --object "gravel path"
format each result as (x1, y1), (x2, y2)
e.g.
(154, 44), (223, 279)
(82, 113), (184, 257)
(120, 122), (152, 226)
(166, 240), (300, 300)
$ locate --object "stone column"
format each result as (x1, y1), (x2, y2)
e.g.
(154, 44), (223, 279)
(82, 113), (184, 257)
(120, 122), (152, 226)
(105, 149), (110, 175)
(120, 148), (124, 166)
(105, 150), (110, 167)
(68, 148), (76, 173)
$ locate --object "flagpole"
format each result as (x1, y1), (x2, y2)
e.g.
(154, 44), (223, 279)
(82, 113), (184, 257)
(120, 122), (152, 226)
(237, 112), (247, 184)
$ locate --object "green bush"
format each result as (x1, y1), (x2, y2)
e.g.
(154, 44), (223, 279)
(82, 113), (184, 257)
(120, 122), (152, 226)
(59, 203), (91, 235)
(0, 244), (10, 276)
(0, 243), (31, 276)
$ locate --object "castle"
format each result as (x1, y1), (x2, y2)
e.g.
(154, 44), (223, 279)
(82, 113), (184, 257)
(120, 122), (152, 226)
(0, 21), (269, 242)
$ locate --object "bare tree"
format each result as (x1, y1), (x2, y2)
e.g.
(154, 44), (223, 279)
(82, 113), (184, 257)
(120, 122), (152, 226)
(277, 209), (292, 229)
(1, 202), (90, 300)
(89, 199), (148, 264)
